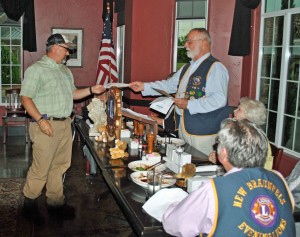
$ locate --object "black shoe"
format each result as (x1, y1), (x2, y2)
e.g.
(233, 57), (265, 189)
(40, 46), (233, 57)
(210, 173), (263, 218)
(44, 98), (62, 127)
(22, 197), (45, 225)
(47, 203), (75, 220)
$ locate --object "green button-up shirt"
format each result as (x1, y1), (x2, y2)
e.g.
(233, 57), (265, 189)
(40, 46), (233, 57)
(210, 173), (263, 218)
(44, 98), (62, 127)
(20, 55), (76, 117)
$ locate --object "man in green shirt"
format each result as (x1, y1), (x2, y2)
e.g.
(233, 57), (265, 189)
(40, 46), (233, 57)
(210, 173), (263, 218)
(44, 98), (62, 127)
(20, 34), (106, 224)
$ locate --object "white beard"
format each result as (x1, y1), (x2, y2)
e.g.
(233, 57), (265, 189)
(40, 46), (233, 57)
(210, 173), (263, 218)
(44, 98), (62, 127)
(186, 48), (200, 60)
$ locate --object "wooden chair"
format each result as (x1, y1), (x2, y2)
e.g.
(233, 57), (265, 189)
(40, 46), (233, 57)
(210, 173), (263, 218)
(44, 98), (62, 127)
(270, 143), (300, 179)
(2, 88), (29, 144)
(270, 143), (284, 171)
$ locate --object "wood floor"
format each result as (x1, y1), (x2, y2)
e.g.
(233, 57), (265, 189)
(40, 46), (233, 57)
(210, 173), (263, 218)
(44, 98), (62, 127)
(0, 134), (135, 237)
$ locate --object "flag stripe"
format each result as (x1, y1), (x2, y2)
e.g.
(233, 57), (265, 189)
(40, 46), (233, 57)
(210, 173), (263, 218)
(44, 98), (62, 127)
(96, 10), (118, 86)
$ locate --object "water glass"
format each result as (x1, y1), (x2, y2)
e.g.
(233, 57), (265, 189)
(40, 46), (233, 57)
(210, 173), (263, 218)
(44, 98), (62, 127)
(146, 170), (162, 198)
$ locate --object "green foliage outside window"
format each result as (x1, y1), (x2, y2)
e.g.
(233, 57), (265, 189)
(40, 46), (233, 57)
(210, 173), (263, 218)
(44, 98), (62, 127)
(177, 36), (189, 70)
(1, 44), (21, 84)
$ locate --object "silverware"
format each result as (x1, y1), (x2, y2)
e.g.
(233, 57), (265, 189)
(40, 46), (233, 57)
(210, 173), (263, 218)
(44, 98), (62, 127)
(162, 172), (185, 181)
(163, 176), (185, 181)
(146, 160), (166, 171)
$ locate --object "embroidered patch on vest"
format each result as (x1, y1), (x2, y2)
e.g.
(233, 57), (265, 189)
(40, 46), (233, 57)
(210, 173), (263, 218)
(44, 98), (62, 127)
(250, 195), (277, 227)
(192, 76), (201, 86)
(189, 90), (196, 96)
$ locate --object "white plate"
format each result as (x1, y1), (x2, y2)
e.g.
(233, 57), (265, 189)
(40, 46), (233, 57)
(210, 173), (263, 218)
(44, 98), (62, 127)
(156, 137), (185, 146)
(130, 171), (176, 189)
(128, 160), (166, 172)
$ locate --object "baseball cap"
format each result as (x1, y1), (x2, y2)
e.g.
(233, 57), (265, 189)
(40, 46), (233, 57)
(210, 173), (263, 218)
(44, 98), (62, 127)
(46, 33), (76, 48)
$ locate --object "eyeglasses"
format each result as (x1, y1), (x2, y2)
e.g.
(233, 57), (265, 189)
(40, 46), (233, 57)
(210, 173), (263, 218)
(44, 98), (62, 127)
(57, 44), (69, 51)
(212, 136), (220, 152)
(185, 38), (204, 44)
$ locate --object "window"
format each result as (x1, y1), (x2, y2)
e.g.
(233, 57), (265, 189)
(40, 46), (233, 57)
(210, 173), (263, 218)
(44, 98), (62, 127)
(173, 0), (208, 71)
(257, 1), (300, 156)
(0, 10), (22, 104)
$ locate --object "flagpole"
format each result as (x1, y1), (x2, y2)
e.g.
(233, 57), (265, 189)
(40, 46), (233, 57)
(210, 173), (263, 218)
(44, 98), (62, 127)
(107, 2), (112, 84)
(96, 0), (118, 86)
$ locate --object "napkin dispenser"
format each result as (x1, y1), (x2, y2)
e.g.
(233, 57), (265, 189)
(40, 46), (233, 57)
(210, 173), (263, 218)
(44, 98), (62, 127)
(166, 144), (191, 165)
(129, 138), (139, 149)
(173, 152), (191, 166)
(163, 157), (182, 174)
(166, 144), (175, 159)
(187, 176), (211, 193)
(120, 129), (131, 138)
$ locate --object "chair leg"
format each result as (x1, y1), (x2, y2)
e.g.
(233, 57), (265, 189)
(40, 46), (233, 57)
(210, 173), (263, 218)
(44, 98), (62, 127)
(2, 117), (29, 144)
(2, 121), (7, 144)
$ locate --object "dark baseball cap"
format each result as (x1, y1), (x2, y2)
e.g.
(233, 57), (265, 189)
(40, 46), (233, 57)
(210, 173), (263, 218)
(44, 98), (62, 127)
(46, 33), (76, 48)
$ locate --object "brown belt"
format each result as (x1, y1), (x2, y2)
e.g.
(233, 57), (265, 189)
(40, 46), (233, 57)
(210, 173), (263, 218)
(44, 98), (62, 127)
(32, 117), (69, 122)
(49, 117), (69, 121)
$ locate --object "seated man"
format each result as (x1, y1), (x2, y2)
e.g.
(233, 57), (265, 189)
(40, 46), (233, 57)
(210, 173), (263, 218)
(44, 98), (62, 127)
(162, 119), (295, 236)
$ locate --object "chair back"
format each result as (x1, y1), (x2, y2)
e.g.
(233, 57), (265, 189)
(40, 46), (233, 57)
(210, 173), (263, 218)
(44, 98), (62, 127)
(4, 88), (25, 116)
(270, 143), (284, 170)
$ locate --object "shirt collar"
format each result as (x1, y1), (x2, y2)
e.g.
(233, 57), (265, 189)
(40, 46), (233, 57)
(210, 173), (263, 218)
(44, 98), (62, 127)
(42, 55), (63, 68)
(224, 167), (242, 176)
(190, 52), (211, 66)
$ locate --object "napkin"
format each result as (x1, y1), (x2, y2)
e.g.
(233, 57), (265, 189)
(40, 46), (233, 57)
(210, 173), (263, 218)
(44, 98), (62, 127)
(195, 165), (218, 172)
(142, 188), (188, 222)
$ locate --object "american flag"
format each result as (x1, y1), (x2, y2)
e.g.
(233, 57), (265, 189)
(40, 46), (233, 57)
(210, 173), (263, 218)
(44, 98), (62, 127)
(96, 8), (118, 86)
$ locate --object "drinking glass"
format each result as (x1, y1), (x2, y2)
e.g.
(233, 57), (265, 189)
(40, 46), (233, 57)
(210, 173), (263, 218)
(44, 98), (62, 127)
(146, 170), (162, 198)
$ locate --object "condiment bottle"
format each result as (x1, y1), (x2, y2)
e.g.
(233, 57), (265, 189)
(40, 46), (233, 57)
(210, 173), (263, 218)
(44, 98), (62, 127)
(138, 122), (145, 146)
(138, 122), (144, 136)
(147, 133), (154, 154)
(133, 120), (139, 137)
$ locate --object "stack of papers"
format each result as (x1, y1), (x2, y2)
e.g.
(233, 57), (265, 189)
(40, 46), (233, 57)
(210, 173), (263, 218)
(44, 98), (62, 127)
(142, 188), (188, 222)
(121, 108), (154, 121)
(105, 82), (129, 89)
(150, 97), (174, 115)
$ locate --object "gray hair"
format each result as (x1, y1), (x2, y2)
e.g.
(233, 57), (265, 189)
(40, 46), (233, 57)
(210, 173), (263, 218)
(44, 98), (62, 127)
(239, 97), (266, 126)
(190, 28), (211, 44)
(218, 118), (268, 168)
(46, 45), (54, 53)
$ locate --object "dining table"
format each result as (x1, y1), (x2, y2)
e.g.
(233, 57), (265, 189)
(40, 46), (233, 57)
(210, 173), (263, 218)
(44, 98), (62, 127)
(74, 118), (300, 236)
(74, 118), (210, 237)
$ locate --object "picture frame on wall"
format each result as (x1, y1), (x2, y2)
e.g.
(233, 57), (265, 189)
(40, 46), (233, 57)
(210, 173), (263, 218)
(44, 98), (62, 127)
(51, 28), (83, 67)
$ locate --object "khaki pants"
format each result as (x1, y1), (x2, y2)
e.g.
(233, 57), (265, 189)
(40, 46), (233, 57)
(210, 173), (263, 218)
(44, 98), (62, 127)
(179, 119), (216, 156)
(23, 118), (72, 206)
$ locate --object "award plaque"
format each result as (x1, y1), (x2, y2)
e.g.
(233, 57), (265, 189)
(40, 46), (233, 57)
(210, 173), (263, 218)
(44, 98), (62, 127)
(106, 87), (122, 140)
